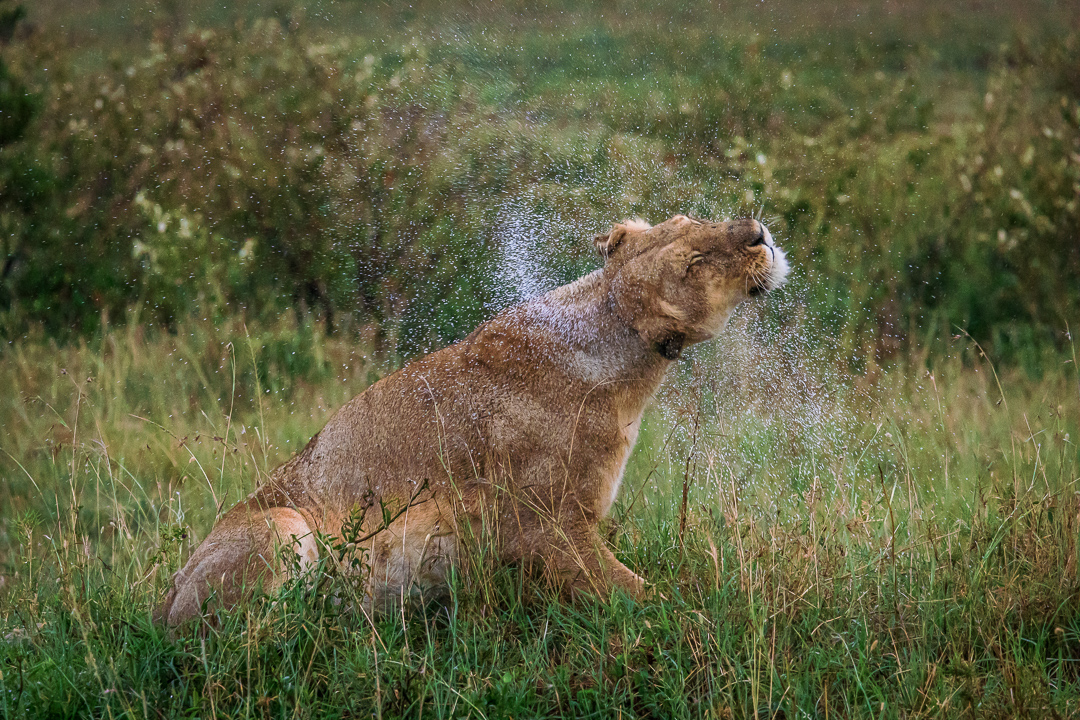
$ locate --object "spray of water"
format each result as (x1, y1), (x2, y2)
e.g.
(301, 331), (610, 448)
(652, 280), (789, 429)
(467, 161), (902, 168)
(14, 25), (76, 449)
(489, 199), (567, 310)
(487, 195), (598, 312)
(647, 275), (886, 517)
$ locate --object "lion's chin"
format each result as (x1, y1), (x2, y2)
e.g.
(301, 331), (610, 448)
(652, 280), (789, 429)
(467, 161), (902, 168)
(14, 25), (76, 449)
(694, 309), (734, 343)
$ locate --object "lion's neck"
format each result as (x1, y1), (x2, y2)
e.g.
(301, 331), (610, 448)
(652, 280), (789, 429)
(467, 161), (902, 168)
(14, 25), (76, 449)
(523, 270), (673, 398)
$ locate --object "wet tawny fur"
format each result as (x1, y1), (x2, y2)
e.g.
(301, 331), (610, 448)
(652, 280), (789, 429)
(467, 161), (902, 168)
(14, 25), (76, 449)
(156, 215), (789, 626)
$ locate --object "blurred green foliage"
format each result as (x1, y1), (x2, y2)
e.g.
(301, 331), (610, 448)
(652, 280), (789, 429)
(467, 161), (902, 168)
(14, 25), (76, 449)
(1, 2), (1078, 364)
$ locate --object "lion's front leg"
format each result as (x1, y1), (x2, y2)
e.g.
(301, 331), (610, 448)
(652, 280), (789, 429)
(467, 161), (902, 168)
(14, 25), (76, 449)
(497, 501), (644, 599)
(548, 516), (645, 599)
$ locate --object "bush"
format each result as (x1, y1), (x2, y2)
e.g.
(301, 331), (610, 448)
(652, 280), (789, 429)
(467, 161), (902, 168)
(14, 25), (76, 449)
(0, 10), (1078, 363)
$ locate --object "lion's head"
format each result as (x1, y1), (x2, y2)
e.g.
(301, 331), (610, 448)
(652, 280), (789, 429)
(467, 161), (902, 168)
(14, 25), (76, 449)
(595, 214), (788, 359)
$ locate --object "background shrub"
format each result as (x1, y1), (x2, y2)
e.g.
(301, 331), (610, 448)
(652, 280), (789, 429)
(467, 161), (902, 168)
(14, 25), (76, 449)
(1, 1), (1078, 364)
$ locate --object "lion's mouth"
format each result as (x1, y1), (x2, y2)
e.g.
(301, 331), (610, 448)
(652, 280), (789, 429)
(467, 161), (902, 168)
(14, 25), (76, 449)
(746, 258), (788, 296)
(750, 234), (789, 296)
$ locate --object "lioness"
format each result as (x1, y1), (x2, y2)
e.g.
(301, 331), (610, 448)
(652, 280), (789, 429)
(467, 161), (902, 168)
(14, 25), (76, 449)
(156, 215), (788, 625)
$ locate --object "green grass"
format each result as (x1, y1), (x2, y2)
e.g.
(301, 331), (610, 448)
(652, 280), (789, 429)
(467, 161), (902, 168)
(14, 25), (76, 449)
(2, 1), (1080, 717)
(1, 313), (1079, 717)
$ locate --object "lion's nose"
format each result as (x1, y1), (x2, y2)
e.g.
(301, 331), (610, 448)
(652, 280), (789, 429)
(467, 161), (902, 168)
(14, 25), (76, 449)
(747, 222), (767, 247)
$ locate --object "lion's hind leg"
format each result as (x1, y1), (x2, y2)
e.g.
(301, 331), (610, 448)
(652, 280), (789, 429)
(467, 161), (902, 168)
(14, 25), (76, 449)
(155, 506), (318, 627)
(363, 499), (458, 611)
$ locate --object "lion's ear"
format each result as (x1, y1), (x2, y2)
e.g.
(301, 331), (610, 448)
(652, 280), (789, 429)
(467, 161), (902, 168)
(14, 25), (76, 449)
(595, 219), (652, 259)
(594, 225), (630, 259)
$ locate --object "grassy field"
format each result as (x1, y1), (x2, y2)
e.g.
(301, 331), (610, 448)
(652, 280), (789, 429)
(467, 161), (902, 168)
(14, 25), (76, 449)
(2, 311), (1079, 718)
(2, 1), (1080, 717)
